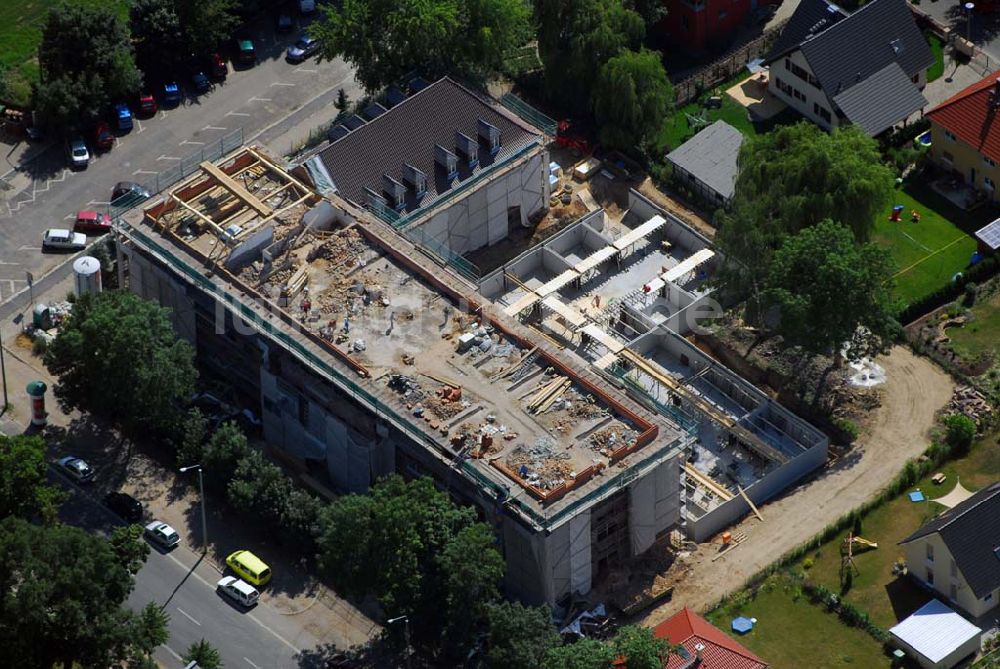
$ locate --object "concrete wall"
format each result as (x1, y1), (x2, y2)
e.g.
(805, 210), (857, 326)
(408, 150), (549, 255)
(628, 456), (680, 553)
(127, 249), (197, 347)
(627, 190), (713, 257)
(904, 536), (1000, 619)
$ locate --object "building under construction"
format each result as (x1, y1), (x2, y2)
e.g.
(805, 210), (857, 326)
(115, 78), (826, 605)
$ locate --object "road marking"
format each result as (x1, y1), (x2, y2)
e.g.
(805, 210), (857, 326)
(226, 111), (251, 117)
(202, 125), (227, 131)
(64, 213), (75, 219)
(133, 169), (158, 176)
(163, 645), (183, 662)
(136, 119), (145, 134)
(269, 82), (295, 87)
(247, 613), (301, 654)
(158, 110), (168, 120)
(18, 246), (41, 252)
(180, 140), (205, 146)
(176, 607), (201, 626)
(114, 137), (121, 149)
(157, 155), (181, 161)
(293, 68), (317, 74)
(244, 658), (261, 669)
(0, 260), (21, 265)
(248, 96), (273, 103)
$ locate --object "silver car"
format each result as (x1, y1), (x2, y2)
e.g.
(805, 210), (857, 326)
(68, 137), (89, 169)
(144, 521), (181, 549)
(57, 456), (95, 483)
(286, 35), (321, 63)
(217, 576), (260, 608)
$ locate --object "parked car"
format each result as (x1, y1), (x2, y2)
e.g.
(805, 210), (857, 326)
(92, 122), (114, 152)
(57, 456), (95, 482)
(235, 38), (256, 66)
(191, 69), (211, 95)
(144, 521), (180, 549)
(104, 492), (143, 523)
(226, 550), (272, 586)
(73, 210), (112, 234)
(216, 576), (260, 608)
(163, 81), (182, 107)
(111, 181), (151, 202)
(275, 10), (294, 32)
(113, 103), (133, 132)
(209, 53), (228, 80)
(299, 0), (316, 13)
(43, 229), (87, 252)
(67, 137), (89, 169)
(286, 34), (321, 63)
(138, 93), (158, 116)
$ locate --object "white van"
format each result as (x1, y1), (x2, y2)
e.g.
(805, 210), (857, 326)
(217, 576), (260, 608)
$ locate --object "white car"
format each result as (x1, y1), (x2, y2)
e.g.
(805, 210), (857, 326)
(144, 521), (180, 549)
(42, 229), (87, 251)
(68, 137), (89, 169)
(217, 576), (260, 608)
(57, 456), (95, 483)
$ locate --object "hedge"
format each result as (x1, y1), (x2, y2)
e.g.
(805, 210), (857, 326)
(899, 255), (1000, 324)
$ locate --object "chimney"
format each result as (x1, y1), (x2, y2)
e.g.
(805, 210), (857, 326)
(402, 163), (427, 199)
(477, 118), (501, 155)
(382, 174), (406, 210)
(694, 642), (705, 663)
(455, 131), (479, 167)
(434, 144), (459, 180)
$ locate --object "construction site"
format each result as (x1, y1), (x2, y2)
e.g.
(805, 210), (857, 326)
(114, 77), (826, 607)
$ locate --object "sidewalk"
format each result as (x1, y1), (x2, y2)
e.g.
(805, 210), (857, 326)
(0, 136), (52, 194)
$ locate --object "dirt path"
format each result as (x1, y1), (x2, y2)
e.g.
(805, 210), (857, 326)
(642, 346), (954, 626)
(635, 178), (716, 240)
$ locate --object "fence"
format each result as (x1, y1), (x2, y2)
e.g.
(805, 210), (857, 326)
(674, 19), (788, 105)
(500, 93), (557, 135)
(109, 127), (245, 220)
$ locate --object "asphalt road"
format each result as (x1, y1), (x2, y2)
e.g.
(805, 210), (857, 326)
(0, 15), (360, 307)
(51, 466), (323, 669)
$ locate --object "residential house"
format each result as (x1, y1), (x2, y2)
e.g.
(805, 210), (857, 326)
(899, 481), (1000, 618)
(660, 0), (754, 55)
(665, 120), (745, 207)
(926, 71), (1000, 202)
(763, 0), (932, 135)
(652, 607), (769, 669)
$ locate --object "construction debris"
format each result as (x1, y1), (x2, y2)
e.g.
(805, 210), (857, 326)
(589, 426), (637, 454)
(948, 385), (993, 426)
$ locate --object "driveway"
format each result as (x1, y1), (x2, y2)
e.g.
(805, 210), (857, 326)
(0, 14), (360, 305)
(915, 0), (1000, 63)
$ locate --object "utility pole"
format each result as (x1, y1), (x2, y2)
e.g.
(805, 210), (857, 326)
(179, 464), (208, 554)
(0, 325), (8, 414)
(387, 615), (411, 669)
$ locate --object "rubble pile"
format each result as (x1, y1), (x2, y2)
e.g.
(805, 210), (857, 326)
(948, 385), (994, 426)
(589, 426), (637, 455)
(506, 437), (574, 490)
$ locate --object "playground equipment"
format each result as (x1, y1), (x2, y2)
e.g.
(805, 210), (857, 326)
(851, 536), (879, 553)
(890, 205), (904, 222)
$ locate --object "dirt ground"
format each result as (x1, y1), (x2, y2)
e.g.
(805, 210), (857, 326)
(642, 345), (954, 625)
(635, 177), (716, 240)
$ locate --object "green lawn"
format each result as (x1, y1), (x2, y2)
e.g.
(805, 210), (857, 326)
(795, 429), (1000, 629)
(926, 33), (945, 83)
(873, 183), (985, 305)
(0, 0), (128, 106)
(706, 575), (894, 669)
(949, 291), (1000, 359)
(656, 95), (757, 154)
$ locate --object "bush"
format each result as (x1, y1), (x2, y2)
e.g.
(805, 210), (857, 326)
(31, 337), (48, 356)
(833, 417), (859, 444)
(944, 414), (976, 455)
(964, 281), (979, 306)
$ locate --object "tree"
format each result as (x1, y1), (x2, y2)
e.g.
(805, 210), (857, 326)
(36, 4), (142, 132)
(592, 48), (673, 151)
(612, 625), (671, 669)
(176, 407), (209, 467)
(110, 523), (151, 575)
(943, 414), (976, 455)
(130, 0), (186, 78)
(485, 602), (561, 669)
(183, 639), (223, 669)
(314, 0), (530, 92)
(0, 434), (64, 522)
(316, 475), (502, 647)
(227, 450), (292, 522)
(44, 291), (197, 439)
(536, 0), (645, 111)
(0, 518), (147, 668)
(202, 421), (250, 489)
(765, 220), (898, 361)
(716, 123), (894, 302)
(543, 638), (615, 669)
(129, 602), (170, 667)
(334, 87), (350, 113)
(439, 523), (505, 651)
(175, 0), (240, 55)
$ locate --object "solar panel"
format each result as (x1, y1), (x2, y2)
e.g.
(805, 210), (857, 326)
(976, 217), (1000, 250)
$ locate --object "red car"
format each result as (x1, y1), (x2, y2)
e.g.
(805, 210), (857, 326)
(209, 53), (228, 80)
(138, 93), (158, 116)
(93, 122), (114, 151)
(73, 210), (112, 234)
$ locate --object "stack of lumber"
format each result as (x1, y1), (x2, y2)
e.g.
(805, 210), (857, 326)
(527, 376), (571, 414)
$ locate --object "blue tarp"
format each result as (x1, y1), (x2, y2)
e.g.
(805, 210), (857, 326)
(909, 490), (925, 502)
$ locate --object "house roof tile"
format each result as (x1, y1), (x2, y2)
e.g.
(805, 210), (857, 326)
(926, 70), (1000, 165)
(653, 608), (769, 669)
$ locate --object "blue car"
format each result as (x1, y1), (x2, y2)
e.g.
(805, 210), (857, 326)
(191, 70), (211, 95)
(114, 103), (133, 132)
(163, 82), (182, 107)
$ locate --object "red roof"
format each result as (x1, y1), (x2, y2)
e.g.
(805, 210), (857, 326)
(926, 70), (1000, 164)
(652, 608), (768, 669)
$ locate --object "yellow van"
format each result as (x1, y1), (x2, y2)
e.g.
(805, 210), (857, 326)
(225, 550), (272, 586)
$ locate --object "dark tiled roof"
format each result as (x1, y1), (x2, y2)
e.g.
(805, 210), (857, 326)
(927, 70), (1000, 165)
(314, 78), (541, 213)
(766, 0), (848, 62)
(900, 481), (1000, 599)
(832, 62), (928, 135)
(797, 0), (933, 97)
(665, 121), (744, 201)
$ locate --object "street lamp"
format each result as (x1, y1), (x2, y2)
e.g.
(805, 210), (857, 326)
(965, 2), (976, 43)
(179, 464), (208, 554)
(387, 615), (411, 669)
